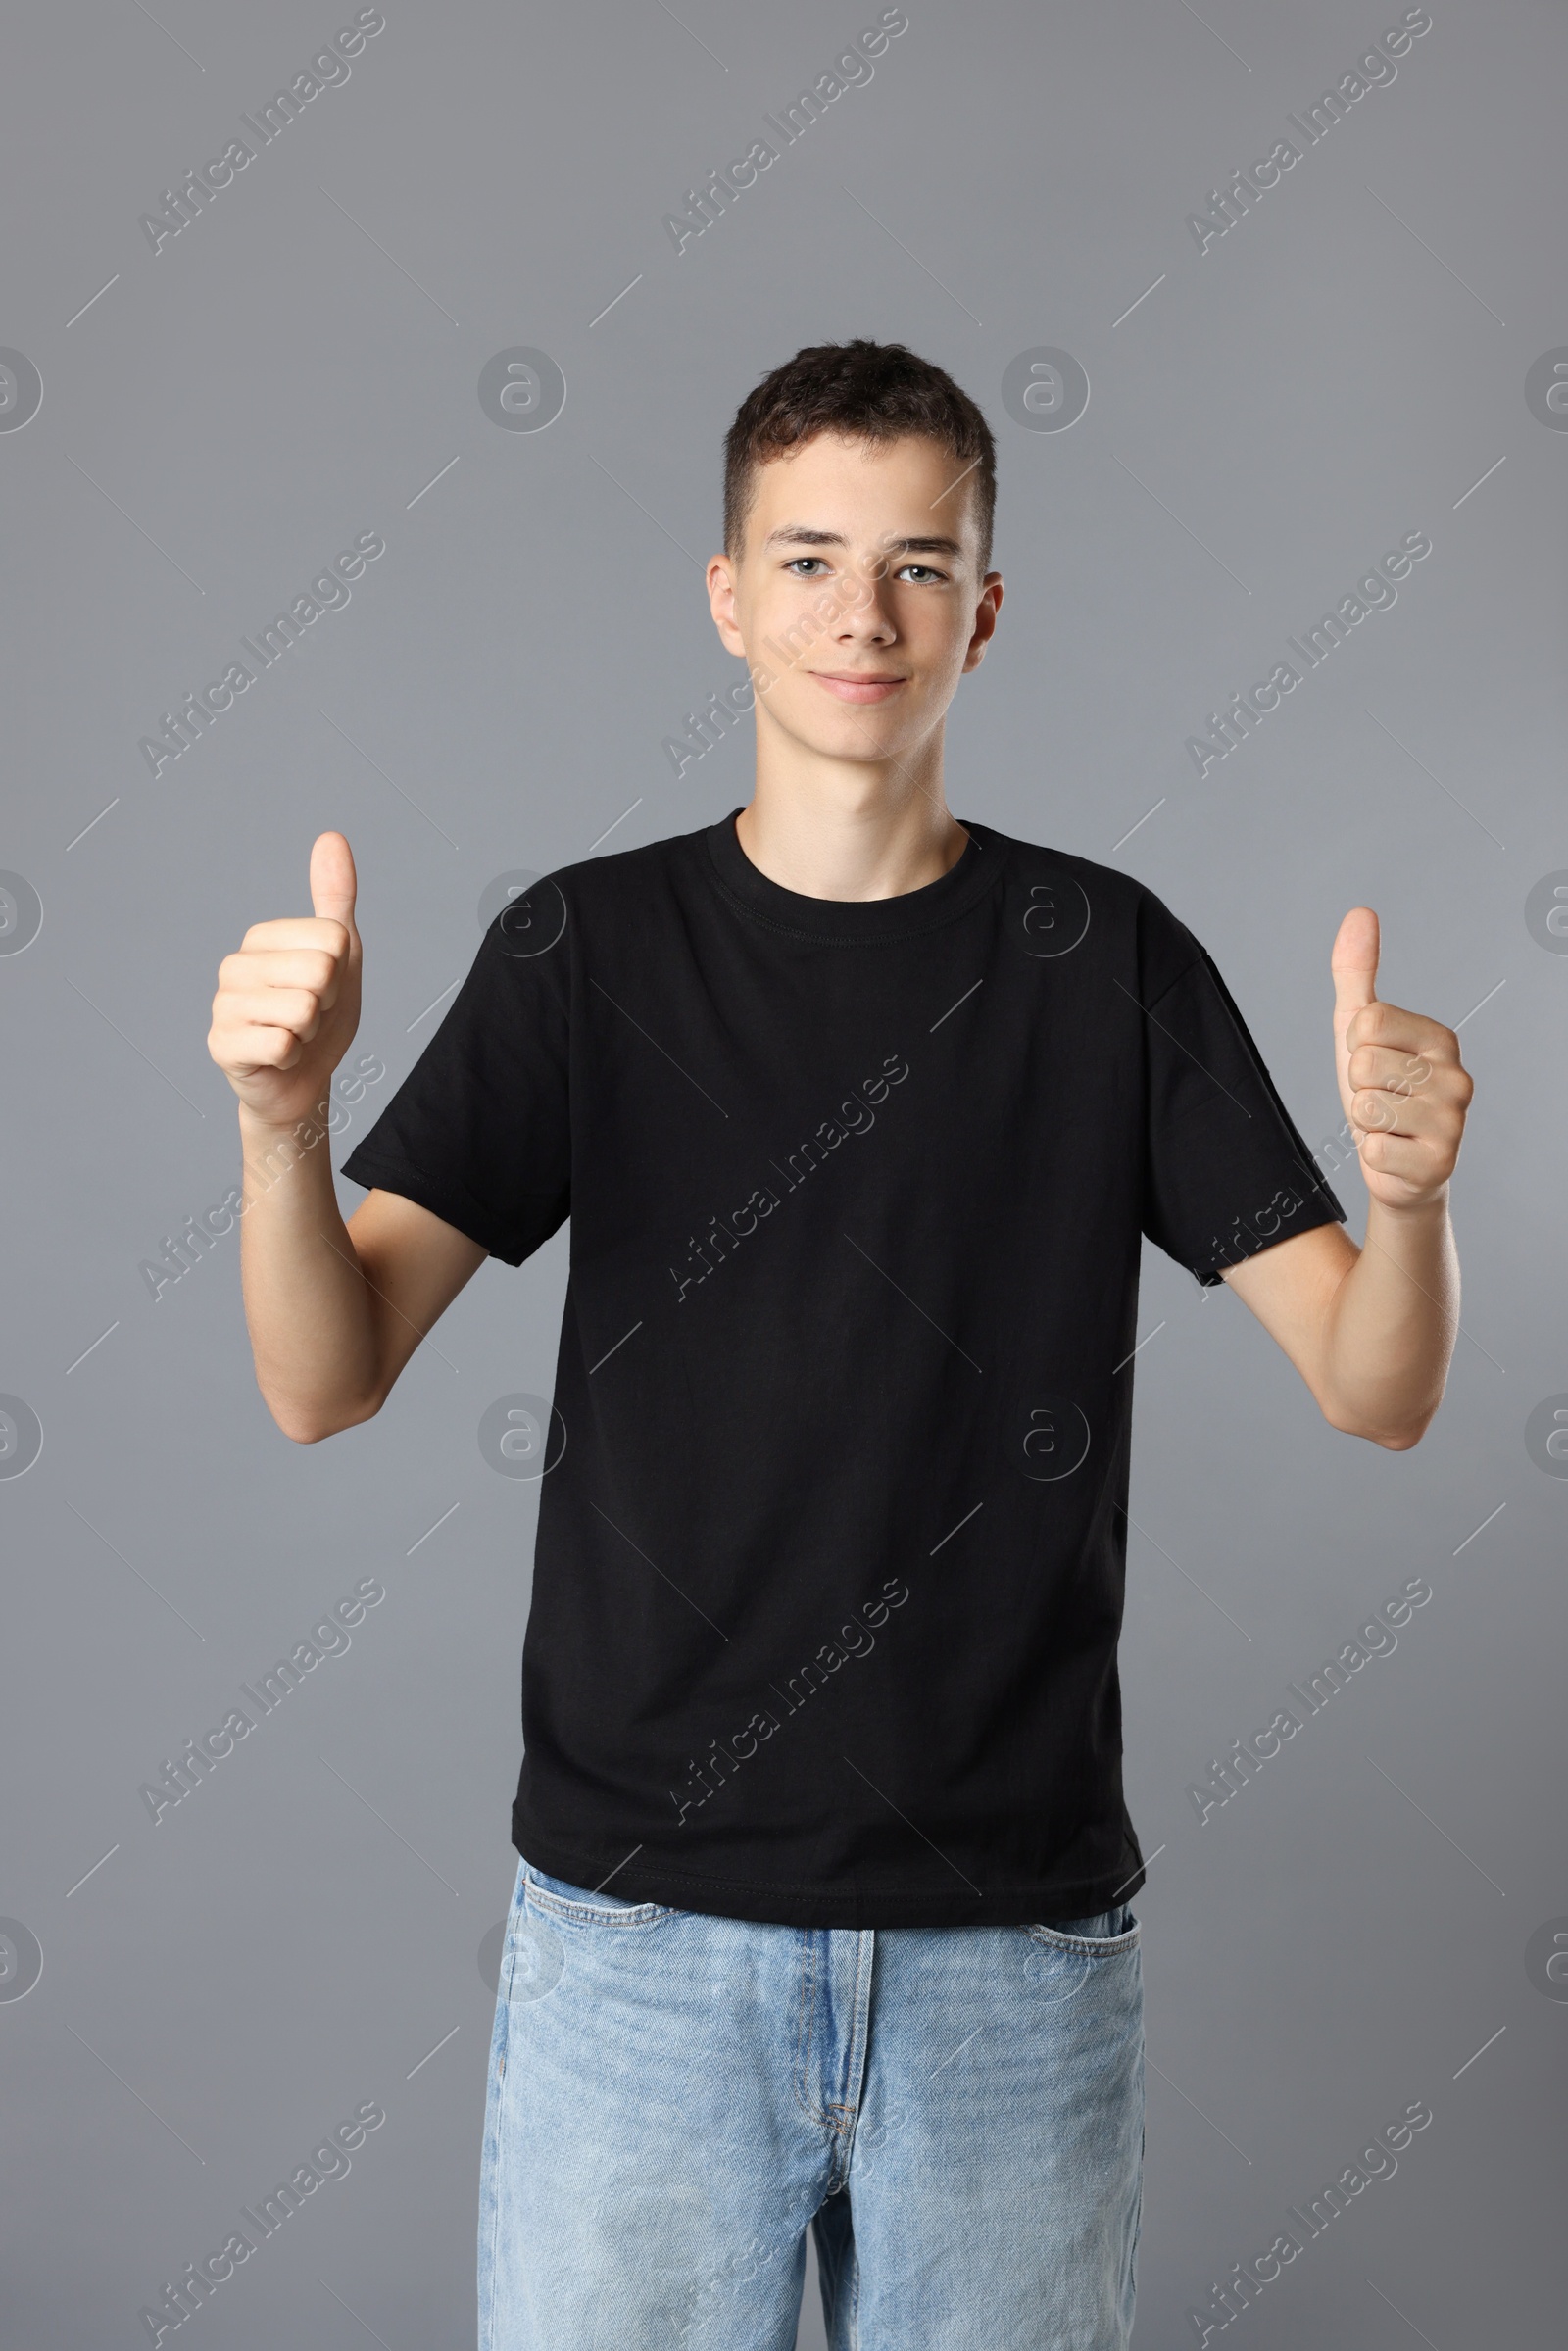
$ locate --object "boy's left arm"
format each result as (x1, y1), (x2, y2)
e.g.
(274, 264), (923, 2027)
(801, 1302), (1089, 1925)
(1220, 907), (1474, 1450)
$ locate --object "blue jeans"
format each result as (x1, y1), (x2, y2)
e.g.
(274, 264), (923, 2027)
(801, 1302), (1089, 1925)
(478, 1858), (1144, 2349)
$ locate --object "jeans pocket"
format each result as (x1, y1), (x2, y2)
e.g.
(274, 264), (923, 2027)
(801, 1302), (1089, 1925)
(521, 1861), (675, 1929)
(1025, 1904), (1141, 1953)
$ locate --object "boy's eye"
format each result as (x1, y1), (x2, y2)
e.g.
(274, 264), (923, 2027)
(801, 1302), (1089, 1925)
(784, 557), (947, 583)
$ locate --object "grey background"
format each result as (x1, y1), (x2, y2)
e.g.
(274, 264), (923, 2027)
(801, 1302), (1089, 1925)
(2, 0), (1563, 2342)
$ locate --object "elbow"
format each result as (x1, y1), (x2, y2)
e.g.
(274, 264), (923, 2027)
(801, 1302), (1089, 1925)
(266, 1390), (382, 1445)
(1320, 1399), (1439, 1451)
(273, 1410), (337, 1445)
(1371, 1420), (1431, 1452)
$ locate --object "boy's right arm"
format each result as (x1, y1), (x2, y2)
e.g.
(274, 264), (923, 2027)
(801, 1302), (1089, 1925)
(210, 832), (485, 1444)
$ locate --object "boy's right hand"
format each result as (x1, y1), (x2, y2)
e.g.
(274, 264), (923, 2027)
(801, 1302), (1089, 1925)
(208, 831), (363, 1129)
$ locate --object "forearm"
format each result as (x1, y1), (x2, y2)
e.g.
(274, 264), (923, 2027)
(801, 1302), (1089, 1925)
(237, 1102), (380, 1441)
(1317, 1192), (1459, 1447)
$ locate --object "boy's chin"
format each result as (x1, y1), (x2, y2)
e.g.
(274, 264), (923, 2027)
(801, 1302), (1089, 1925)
(780, 709), (922, 767)
(812, 732), (914, 771)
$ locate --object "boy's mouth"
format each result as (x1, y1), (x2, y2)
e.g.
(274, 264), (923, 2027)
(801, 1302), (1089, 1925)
(808, 670), (908, 704)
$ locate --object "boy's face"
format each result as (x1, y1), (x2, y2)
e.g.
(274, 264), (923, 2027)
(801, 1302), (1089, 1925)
(707, 432), (1003, 774)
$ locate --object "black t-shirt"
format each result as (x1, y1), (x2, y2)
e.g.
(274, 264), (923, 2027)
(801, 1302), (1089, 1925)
(341, 814), (1344, 1928)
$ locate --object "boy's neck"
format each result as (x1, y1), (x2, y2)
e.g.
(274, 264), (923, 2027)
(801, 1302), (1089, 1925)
(734, 754), (968, 905)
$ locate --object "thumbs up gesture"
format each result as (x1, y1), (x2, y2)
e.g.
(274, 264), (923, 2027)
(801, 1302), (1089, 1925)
(1331, 906), (1473, 1210)
(208, 832), (363, 1129)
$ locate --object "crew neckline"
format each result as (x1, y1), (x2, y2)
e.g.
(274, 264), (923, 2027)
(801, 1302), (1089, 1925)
(703, 808), (1006, 942)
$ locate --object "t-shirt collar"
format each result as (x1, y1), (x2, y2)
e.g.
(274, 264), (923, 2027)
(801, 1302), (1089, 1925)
(703, 808), (1004, 942)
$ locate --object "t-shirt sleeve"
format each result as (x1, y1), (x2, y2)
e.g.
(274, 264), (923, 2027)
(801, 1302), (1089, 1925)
(1138, 917), (1347, 1286)
(338, 911), (570, 1267)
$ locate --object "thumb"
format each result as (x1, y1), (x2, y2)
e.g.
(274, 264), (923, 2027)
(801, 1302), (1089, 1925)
(1331, 906), (1379, 1021)
(309, 830), (359, 940)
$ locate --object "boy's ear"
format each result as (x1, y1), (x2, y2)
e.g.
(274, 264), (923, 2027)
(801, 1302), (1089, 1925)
(707, 550), (747, 656)
(961, 575), (1004, 672)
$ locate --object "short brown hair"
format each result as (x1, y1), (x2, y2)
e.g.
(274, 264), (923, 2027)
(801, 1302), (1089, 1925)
(723, 339), (997, 570)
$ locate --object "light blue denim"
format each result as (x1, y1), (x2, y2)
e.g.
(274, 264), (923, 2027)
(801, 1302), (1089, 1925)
(478, 1857), (1144, 2350)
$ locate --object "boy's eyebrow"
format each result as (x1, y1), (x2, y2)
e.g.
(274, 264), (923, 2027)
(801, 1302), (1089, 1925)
(760, 524), (966, 557)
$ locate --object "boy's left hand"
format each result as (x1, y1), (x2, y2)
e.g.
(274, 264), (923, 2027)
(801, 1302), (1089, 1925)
(1331, 906), (1474, 1212)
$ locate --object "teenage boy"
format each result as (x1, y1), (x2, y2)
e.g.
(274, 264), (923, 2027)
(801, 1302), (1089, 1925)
(208, 341), (1473, 2350)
